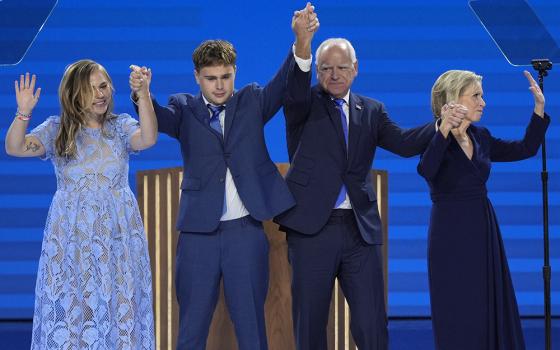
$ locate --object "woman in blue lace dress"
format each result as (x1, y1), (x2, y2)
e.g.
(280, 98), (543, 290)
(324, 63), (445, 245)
(5, 60), (157, 349)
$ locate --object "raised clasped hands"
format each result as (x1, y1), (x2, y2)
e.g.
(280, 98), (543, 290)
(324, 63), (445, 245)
(292, 2), (320, 42)
(129, 65), (152, 100)
(440, 102), (467, 136)
(523, 70), (545, 117)
(15, 72), (41, 115)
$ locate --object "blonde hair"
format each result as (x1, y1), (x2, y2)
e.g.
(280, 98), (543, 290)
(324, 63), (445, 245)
(431, 70), (482, 118)
(56, 59), (115, 158)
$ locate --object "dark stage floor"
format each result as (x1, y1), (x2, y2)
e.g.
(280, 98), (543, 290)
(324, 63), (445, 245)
(1, 318), (558, 349)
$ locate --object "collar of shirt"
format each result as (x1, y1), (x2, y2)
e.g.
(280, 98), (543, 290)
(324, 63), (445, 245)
(201, 95), (226, 115)
(331, 91), (351, 123)
(201, 93), (227, 115)
(331, 90), (350, 105)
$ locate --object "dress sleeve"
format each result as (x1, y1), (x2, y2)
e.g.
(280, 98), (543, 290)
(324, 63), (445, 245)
(115, 113), (140, 154)
(29, 116), (60, 160)
(490, 112), (550, 162)
(417, 130), (452, 181)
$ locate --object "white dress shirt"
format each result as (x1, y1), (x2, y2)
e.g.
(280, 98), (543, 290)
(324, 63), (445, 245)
(205, 47), (313, 221)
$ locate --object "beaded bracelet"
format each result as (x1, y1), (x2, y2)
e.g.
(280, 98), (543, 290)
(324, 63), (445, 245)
(15, 110), (31, 121)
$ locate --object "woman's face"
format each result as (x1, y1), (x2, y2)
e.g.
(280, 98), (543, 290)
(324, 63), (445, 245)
(457, 81), (485, 122)
(89, 70), (112, 118)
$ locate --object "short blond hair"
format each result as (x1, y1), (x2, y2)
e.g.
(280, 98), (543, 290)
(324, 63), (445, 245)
(431, 70), (482, 118)
(192, 40), (236, 72)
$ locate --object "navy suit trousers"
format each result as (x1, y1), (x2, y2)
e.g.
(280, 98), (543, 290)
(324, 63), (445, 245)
(175, 216), (269, 350)
(286, 210), (388, 350)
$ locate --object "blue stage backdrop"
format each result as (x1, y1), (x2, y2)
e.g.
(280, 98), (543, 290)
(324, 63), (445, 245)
(0, 0), (558, 319)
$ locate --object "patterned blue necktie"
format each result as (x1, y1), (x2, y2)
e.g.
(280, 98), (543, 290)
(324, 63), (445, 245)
(334, 98), (348, 207)
(208, 104), (227, 215)
(207, 104), (225, 136)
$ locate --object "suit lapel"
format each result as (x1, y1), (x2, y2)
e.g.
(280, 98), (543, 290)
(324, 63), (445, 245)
(223, 91), (238, 144)
(190, 94), (210, 125)
(189, 93), (223, 142)
(347, 93), (363, 164)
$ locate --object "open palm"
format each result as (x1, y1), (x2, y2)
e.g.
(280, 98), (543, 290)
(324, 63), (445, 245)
(15, 72), (41, 114)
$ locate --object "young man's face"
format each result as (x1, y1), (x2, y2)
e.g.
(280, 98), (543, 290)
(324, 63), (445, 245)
(194, 64), (236, 106)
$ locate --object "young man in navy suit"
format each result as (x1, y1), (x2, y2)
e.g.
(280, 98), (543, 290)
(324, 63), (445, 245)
(275, 38), (463, 350)
(130, 4), (319, 349)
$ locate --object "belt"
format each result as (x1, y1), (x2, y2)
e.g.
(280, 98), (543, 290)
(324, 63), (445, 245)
(327, 209), (354, 224)
(217, 215), (262, 230)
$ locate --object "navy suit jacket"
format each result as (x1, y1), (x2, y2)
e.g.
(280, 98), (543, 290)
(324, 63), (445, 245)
(148, 49), (298, 233)
(275, 66), (436, 244)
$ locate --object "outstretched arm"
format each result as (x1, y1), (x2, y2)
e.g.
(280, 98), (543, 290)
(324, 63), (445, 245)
(281, 2), (319, 131)
(378, 101), (465, 157)
(5, 73), (45, 157)
(129, 65), (158, 150)
(130, 66), (181, 139)
(261, 3), (319, 123)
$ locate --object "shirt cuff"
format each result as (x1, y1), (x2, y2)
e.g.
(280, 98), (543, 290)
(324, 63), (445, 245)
(131, 91), (151, 105)
(292, 44), (312, 72)
(130, 92), (139, 105)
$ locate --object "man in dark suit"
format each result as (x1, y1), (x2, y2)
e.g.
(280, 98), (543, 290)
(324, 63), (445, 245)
(129, 4), (319, 350)
(275, 38), (463, 349)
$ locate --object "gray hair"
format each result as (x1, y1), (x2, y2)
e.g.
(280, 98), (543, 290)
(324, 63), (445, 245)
(431, 70), (483, 118)
(315, 38), (357, 65)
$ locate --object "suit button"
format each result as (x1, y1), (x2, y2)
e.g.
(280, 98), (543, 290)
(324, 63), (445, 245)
(219, 178), (225, 183)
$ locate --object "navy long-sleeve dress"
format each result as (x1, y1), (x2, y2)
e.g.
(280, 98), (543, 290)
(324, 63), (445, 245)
(417, 113), (550, 350)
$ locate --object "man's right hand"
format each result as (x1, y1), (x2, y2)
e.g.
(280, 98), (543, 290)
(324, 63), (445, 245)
(292, 2), (320, 58)
(129, 65), (152, 100)
(439, 102), (466, 136)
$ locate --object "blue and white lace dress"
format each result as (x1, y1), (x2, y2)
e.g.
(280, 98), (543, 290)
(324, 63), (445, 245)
(29, 114), (155, 349)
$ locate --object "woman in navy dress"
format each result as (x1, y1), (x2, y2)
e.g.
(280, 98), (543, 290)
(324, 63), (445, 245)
(418, 70), (549, 349)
